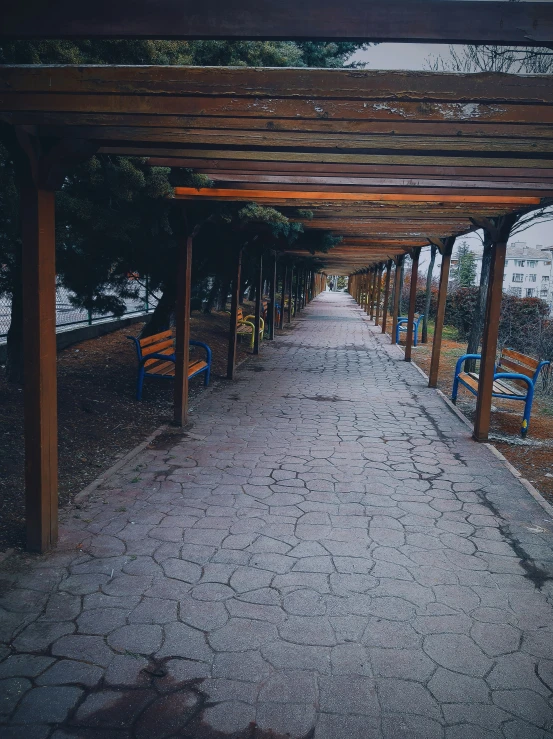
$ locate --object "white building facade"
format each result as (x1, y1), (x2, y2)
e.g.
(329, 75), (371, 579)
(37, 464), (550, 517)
(455, 242), (553, 313)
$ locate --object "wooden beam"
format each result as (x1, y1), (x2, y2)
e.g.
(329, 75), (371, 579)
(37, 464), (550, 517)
(253, 253), (262, 355)
(381, 260), (392, 335)
(22, 182), (58, 552)
(227, 248), (242, 380)
(375, 264), (383, 326)
(287, 268), (293, 324)
(173, 231), (193, 426)
(268, 252), (277, 340)
(174, 188), (541, 206)
(428, 239), (454, 388)
(391, 258), (403, 345)
(279, 264), (286, 330)
(1, 4), (551, 45)
(405, 247), (421, 362)
(473, 217), (516, 441)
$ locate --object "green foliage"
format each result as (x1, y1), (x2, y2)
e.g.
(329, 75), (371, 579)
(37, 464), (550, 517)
(453, 242), (477, 288)
(445, 286), (480, 340)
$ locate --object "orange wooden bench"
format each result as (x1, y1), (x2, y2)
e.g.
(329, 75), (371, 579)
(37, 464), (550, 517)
(128, 329), (211, 400)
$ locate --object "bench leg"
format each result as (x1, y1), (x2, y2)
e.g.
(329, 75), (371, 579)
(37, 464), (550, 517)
(451, 374), (460, 405)
(204, 365), (210, 387)
(522, 388), (535, 437)
(136, 368), (146, 401)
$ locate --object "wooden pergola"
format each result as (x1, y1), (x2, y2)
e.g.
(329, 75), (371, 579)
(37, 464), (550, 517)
(1, 1), (552, 552)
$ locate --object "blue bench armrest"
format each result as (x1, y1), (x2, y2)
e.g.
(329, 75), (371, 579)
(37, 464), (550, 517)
(190, 339), (212, 365)
(533, 360), (551, 384)
(454, 353), (481, 376)
(493, 372), (532, 393)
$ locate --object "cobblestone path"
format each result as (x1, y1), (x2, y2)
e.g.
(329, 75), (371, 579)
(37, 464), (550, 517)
(1, 291), (553, 739)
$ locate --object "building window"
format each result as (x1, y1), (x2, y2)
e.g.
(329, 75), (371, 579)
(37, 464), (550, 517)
(512, 274), (524, 282)
(505, 260), (509, 266)
(527, 260), (538, 267)
(541, 290), (549, 298)
(514, 260), (525, 267)
(528, 274), (537, 282)
(511, 287), (522, 297)
(526, 288), (535, 297)
(542, 276), (550, 282)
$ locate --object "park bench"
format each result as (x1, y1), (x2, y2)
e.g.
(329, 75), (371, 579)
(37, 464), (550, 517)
(396, 313), (424, 346)
(127, 329), (211, 401)
(452, 347), (550, 437)
(235, 307), (264, 348)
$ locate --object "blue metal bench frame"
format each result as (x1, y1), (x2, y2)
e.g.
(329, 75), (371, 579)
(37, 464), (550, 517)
(127, 335), (211, 401)
(395, 314), (424, 346)
(452, 351), (549, 437)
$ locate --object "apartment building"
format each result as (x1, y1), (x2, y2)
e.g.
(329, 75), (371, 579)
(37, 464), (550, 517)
(454, 242), (553, 313)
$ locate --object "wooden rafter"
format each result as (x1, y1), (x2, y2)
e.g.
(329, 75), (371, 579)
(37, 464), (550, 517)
(1, 1), (551, 45)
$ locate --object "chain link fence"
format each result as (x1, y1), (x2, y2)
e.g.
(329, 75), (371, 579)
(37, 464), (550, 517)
(0, 281), (155, 340)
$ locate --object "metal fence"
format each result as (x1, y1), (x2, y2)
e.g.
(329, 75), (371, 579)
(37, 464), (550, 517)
(0, 282), (155, 340)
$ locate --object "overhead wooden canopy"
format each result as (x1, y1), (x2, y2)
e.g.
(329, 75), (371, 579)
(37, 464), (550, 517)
(0, 64), (551, 273)
(1, 1), (552, 45)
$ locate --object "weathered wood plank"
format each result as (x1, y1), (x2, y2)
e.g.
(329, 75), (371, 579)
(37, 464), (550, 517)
(1, 1), (551, 45)
(2, 66), (553, 102)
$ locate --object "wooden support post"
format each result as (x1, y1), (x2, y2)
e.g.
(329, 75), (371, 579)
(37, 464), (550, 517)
(370, 268), (377, 320)
(473, 218), (514, 441)
(269, 252), (277, 340)
(287, 268), (293, 323)
(391, 257), (403, 344)
(22, 183), (58, 553)
(429, 240), (454, 388)
(253, 253), (263, 354)
(227, 248), (242, 380)
(382, 260), (392, 334)
(174, 230), (193, 426)
(294, 269), (299, 316)
(405, 247), (421, 362)
(375, 264), (383, 326)
(279, 264), (286, 329)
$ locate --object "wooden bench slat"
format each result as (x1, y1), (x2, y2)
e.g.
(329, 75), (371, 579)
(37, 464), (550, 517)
(499, 357), (535, 380)
(142, 339), (175, 357)
(458, 372), (479, 393)
(502, 347), (540, 370)
(461, 372), (526, 397)
(139, 329), (173, 348)
(144, 348), (174, 367)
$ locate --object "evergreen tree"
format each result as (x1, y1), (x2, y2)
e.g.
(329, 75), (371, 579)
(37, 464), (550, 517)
(453, 242), (477, 288)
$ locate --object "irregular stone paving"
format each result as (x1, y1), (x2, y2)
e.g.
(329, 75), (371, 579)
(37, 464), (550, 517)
(1, 291), (553, 739)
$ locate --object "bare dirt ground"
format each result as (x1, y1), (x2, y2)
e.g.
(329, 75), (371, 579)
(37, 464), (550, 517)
(0, 310), (254, 552)
(389, 322), (553, 506)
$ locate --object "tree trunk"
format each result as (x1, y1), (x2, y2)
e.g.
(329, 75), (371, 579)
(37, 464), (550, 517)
(204, 277), (221, 314)
(218, 280), (231, 311)
(5, 247), (24, 384)
(140, 284), (176, 338)
(466, 234), (493, 372)
(422, 245), (437, 344)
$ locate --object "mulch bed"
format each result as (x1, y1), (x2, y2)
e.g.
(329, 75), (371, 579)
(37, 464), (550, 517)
(0, 310), (252, 552)
(389, 325), (553, 506)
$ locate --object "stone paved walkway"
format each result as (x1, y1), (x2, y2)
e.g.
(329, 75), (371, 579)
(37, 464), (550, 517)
(1, 291), (553, 739)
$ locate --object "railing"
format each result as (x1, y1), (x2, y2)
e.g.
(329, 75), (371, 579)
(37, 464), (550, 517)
(0, 281), (157, 340)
